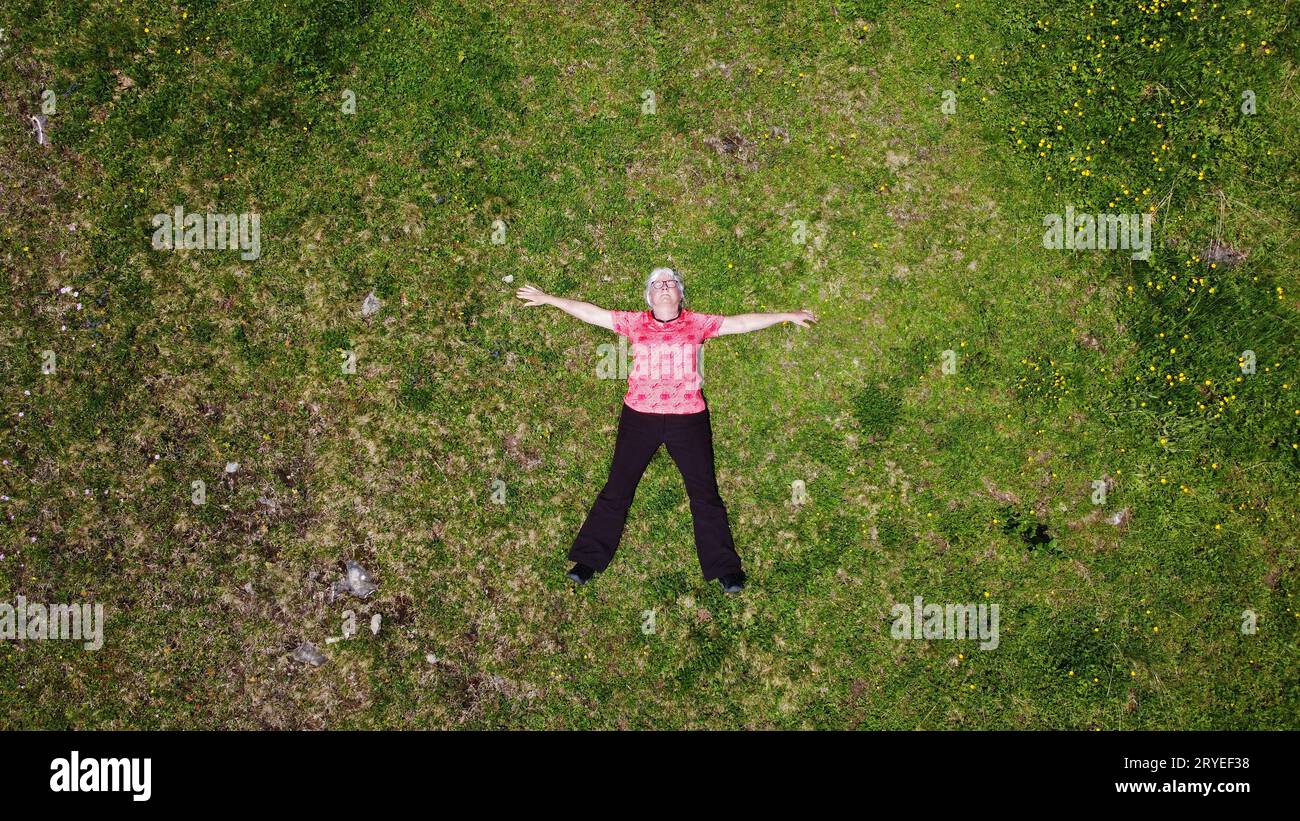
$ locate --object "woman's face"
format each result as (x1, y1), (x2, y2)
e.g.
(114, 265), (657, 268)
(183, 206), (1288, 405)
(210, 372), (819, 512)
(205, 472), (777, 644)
(649, 274), (682, 312)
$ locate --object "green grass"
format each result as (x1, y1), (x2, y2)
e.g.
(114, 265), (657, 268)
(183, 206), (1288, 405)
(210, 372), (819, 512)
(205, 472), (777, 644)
(1, 0), (1296, 729)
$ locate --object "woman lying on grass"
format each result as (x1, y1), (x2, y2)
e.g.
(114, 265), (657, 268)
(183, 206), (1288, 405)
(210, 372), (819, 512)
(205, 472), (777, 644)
(515, 267), (816, 593)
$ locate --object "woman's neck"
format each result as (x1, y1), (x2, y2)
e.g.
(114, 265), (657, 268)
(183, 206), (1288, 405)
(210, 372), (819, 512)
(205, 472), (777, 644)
(652, 306), (682, 322)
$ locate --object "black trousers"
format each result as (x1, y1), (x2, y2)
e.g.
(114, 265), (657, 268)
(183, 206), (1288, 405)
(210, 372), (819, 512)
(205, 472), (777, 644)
(569, 399), (743, 580)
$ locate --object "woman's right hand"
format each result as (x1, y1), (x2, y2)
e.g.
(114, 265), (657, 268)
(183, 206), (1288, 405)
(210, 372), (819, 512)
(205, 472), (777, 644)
(515, 285), (550, 306)
(787, 309), (818, 328)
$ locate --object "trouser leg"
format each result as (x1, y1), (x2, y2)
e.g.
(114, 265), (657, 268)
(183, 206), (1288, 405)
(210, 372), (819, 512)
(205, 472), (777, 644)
(568, 404), (662, 571)
(663, 408), (743, 580)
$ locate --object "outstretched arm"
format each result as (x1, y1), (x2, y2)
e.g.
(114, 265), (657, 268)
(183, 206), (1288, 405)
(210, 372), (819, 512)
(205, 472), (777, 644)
(716, 309), (817, 336)
(515, 285), (615, 332)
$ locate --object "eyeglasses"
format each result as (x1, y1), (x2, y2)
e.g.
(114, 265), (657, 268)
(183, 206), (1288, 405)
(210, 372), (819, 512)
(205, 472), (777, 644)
(650, 279), (680, 291)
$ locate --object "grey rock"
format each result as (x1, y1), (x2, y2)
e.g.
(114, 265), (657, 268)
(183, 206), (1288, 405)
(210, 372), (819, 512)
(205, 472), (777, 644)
(292, 642), (326, 666)
(331, 559), (378, 600)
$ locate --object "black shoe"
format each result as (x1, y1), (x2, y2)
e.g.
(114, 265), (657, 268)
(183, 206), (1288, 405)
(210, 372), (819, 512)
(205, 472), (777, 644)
(718, 571), (746, 593)
(566, 562), (596, 584)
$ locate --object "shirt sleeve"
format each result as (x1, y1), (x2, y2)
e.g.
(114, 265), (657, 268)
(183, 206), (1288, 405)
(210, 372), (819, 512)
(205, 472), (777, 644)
(610, 310), (637, 337)
(696, 312), (726, 340)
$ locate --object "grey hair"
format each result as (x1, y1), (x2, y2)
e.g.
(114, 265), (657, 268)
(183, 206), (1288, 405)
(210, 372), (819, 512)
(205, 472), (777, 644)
(644, 267), (686, 309)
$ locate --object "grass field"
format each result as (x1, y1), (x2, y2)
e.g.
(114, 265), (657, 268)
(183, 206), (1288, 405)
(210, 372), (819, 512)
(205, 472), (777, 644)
(1, 0), (1297, 729)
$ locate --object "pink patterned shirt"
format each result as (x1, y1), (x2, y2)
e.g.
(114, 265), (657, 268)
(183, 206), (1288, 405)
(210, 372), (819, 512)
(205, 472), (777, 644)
(611, 308), (725, 414)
